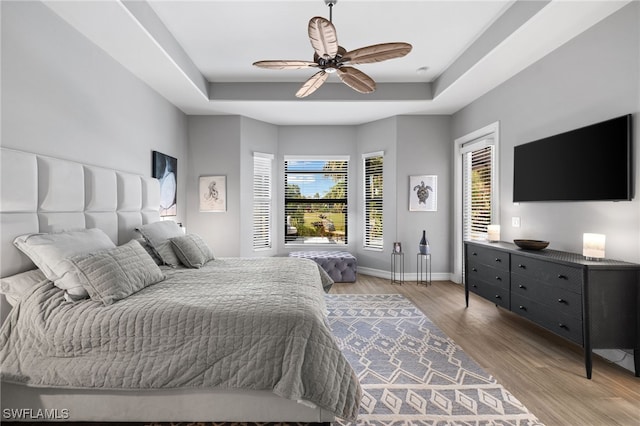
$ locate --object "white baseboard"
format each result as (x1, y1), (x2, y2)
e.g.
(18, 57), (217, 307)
(593, 349), (636, 374)
(357, 266), (452, 282)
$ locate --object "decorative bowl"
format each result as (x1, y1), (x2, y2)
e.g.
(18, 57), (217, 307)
(513, 239), (549, 250)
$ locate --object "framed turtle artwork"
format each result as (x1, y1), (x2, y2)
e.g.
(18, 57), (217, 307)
(409, 175), (437, 212)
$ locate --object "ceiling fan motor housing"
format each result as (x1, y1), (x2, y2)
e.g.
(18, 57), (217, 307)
(315, 47), (345, 72)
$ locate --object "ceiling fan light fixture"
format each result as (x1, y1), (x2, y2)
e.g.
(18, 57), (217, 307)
(253, 0), (412, 98)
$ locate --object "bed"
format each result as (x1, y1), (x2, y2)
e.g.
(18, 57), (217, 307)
(0, 148), (361, 422)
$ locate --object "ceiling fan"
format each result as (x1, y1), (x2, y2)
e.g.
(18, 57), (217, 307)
(252, 0), (412, 98)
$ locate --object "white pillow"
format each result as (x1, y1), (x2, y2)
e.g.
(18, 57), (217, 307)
(136, 221), (184, 267)
(0, 269), (48, 306)
(13, 228), (116, 300)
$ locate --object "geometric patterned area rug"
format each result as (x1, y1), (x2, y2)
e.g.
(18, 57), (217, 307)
(325, 294), (545, 426)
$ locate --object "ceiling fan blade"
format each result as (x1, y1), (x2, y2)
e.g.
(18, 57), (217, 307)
(295, 70), (328, 98)
(337, 66), (376, 94)
(308, 16), (338, 59)
(253, 60), (317, 70)
(342, 42), (412, 65)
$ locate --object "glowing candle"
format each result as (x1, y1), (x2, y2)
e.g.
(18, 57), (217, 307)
(487, 225), (501, 242)
(583, 233), (605, 260)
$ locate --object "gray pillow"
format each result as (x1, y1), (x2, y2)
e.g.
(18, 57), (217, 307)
(170, 234), (215, 268)
(134, 238), (163, 265)
(0, 269), (48, 306)
(136, 221), (184, 267)
(69, 240), (165, 305)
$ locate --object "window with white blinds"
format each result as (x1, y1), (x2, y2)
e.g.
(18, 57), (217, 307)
(363, 152), (383, 250)
(284, 157), (348, 245)
(462, 141), (495, 241)
(253, 153), (273, 250)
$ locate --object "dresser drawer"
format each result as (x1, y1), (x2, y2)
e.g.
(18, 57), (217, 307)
(467, 245), (509, 272)
(512, 254), (583, 294)
(511, 294), (583, 344)
(511, 275), (582, 318)
(468, 259), (510, 290)
(468, 278), (510, 309)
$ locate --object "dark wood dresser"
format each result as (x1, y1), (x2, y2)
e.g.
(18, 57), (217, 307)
(464, 240), (640, 379)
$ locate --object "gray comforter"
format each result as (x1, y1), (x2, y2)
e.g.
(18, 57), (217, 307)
(0, 257), (361, 421)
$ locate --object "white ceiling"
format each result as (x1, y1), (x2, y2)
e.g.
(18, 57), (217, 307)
(148, 0), (509, 84)
(44, 0), (630, 125)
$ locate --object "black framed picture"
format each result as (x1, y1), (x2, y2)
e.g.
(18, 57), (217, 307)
(152, 151), (177, 217)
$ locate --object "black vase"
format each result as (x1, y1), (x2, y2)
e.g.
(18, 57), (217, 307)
(419, 230), (428, 255)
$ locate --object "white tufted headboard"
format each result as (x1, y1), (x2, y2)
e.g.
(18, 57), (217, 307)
(0, 148), (160, 318)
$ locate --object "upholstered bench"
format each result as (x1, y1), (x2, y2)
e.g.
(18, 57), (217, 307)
(289, 251), (357, 283)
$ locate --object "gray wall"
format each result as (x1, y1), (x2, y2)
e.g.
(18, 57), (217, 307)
(452, 2), (640, 264)
(186, 121), (362, 259)
(186, 116), (242, 257)
(185, 116), (455, 277)
(12, 0), (636, 274)
(396, 116), (452, 276)
(355, 115), (454, 276)
(239, 117), (279, 257)
(186, 116), (279, 258)
(356, 118), (398, 272)
(1, 1), (188, 223)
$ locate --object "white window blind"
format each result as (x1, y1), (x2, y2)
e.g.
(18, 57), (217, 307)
(363, 152), (383, 250)
(253, 153), (273, 250)
(463, 141), (494, 241)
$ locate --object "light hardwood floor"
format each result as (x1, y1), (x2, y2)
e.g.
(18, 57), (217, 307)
(331, 275), (640, 426)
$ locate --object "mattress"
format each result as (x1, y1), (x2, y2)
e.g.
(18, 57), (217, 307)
(0, 257), (361, 421)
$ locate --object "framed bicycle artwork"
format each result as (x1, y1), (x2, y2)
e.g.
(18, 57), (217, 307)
(199, 175), (226, 212)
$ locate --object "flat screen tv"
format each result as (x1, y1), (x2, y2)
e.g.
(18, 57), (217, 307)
(513, 114), (633, 202)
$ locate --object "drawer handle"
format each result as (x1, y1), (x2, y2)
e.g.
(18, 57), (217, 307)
(494, 295), (501, 299)
(559, 323), (568, 330)
(518, 264), (526, 269)
(495, 258), (502, 263)
(472, 284), (477, 288)
(472, 267), (477, 272)
(558, 298), (568, 304)
(472, 252), (477, 256)
(518, 284), (527, 290)
(518, 305), (527, 311)
(495, 276), (502, 281)
(558, 274), (568, 280)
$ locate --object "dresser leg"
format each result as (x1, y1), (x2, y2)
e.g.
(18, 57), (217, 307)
(634, 348), (639, 377)
(585, 349), (593, 379)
